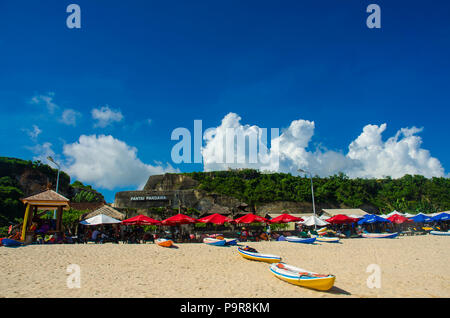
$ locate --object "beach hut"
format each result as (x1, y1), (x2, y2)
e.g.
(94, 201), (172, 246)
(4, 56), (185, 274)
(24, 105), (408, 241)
(20, 189), (70, 244)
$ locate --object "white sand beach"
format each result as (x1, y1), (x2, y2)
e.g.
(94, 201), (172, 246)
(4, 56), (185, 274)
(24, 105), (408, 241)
(1, 235), (449, 298)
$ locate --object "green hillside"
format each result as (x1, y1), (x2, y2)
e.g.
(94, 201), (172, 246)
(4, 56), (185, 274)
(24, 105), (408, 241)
(0, 157), (104, 228)
(185, 169), (450, 214)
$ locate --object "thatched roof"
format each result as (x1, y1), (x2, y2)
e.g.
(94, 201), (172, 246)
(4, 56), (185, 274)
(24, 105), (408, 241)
(21, 189), (70, 209)
(81, 205), (125, 220)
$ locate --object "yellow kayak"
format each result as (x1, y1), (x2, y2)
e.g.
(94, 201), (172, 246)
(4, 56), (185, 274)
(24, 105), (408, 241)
(237, 247), (281, 263)
(270, 262), (335, 291)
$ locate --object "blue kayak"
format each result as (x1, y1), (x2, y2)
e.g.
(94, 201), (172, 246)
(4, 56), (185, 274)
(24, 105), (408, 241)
(286, 236), (316, 244)
(1, 238), (23, 247)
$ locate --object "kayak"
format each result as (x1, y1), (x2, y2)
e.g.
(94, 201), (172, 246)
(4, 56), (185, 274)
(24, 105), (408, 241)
(1, 238), (23, 247)
(237, 247), (281, 263)
(362, 232), (398, 239)
(156, 238), (174, 247)
(430, 231), (450, 236)
(224, 238), (238, 245)
(270, 262), (335, 291)
(311, 235), (340, 243)
(203, 237), (227, 246)
(286, 236), (316, 244)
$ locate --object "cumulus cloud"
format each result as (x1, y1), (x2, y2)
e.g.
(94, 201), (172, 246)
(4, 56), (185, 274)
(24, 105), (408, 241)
(201, 112), (446, 178)
(60, 109), (82, 126)
(63, 134), (178, 190)
(30, 92), (58, 113)
(91, 106), (123, 128)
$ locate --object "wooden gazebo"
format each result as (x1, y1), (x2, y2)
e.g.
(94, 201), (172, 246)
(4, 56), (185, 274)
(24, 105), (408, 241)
(20, 189), (70, 244)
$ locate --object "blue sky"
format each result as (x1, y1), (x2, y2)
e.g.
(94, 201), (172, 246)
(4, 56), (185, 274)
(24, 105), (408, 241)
(1, 0), (449, 202)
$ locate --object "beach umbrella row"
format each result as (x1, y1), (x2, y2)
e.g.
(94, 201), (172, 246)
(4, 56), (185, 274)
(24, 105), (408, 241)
(82, 211), (450, 227)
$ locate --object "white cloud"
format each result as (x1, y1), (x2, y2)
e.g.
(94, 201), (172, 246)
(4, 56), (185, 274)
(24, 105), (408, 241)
(201, 112), (446, 179)
(63, 134), (178, 190)
(60, 109), (82, 126)
(91, 106), (123, 128)
(27, 142), (56, 163)
(30, 92), (58, 113)
(24, 124), (42, 141)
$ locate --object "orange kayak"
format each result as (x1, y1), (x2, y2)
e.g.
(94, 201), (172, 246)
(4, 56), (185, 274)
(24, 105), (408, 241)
(156, 238), (173, 247)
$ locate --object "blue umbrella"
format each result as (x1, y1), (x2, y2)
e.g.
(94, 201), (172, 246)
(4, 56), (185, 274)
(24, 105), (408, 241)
(431, 213), (450, 222)
(357, 214), (391, 225)
(409, 214), (432, 223)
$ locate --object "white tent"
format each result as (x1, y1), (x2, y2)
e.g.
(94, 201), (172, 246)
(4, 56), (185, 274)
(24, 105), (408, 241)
(80, 213), (122, 225)
(385, 210), (404, 217)
(299, 215), (329, 227)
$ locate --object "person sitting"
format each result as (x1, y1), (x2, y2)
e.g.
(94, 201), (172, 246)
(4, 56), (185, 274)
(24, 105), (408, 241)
(259, 232), (269, 241)
(298, 231), (309, 238)
(91, 228), (102, 243)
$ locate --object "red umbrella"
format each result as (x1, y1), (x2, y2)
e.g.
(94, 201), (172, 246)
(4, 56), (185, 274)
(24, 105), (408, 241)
(122, 215), (161, 226)
(161, 213), (198, 226)
(387, 214), (413, 224)
(197, 213), (233, 225)
(326, 214), (359, 224)
(232, 213), (269, 224)
(269, 213), (304, 224)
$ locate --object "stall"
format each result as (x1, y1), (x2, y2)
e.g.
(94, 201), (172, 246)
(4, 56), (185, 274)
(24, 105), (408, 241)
(20, 189), (70, 244)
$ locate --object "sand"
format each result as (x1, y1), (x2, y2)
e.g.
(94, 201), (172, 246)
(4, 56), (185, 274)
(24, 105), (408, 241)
(0, 235), (449, 298)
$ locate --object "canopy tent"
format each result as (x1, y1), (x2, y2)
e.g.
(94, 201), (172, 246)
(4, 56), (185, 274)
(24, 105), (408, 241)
(403, 213), (416, 218)
(121, 215), (161, 226)
(387, 214), (413, 224)
(299, 215), (329, 227)
(197, 213), (233, 225)
(431, 213), (450, 222)
(325, 214), (359, 224)
(269, 213), (304, 224)
(385, 210), (405, 218)
(161, 213), (198, 226)
(232, 213), (269, 224)
(357, 214), (391, 225)
(409, 214), (432, 223)
(80, 214), (122, 225)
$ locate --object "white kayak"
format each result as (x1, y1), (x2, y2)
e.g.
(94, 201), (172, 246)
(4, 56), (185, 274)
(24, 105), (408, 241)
(430, 231), (450, 236)
(286, 236), (316, 244)
(237, 247), (281, 263)
(311, 235), (340, 243)
(362, 232), (398, 239)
